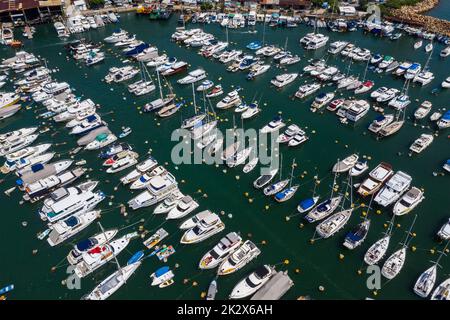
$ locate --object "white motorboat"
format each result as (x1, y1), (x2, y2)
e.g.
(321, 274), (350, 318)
(279, 55), (300, 65)
(441, 77), (450, 88)
(104, 29), (129, 43)
(199, 232), (242, 269)
(85, 134), (118, 151)
(271, 73), (298, 88)
(440, 46), (450, 58)
(276, 123), (302, 143)
(74, 235), (131, 278)
(414, 71), (434, 86)
(260, 116), (285, 133)
(437, 111), (450, 129)
(216, 90), (241, 109)
(217, 240), (261, 276)
(437, 218), (450, 240)
(153, 190), (184, 214)
(166, 196), (199, 220)
(393, 187), (424, 216)
(196, 80), (214, 92)
(227, 147), (253, 168)
(373, 170), (412, 207)
(180, 214), (225, 244)
(177, 69), (207, 84)
(357, 162), (394, 197)
(413, 40), (422, 49)
(179, 210), (215, 230)
(424, 42), (433, 53)
(206, 85), (224, 98)
(243, 157), (258, 173)
(67, 228), (118, 265)
(345, 100), (370, 122)
(311, 92), (334, 110)
(130, 166), (166, 190)
(409, 134), (434, 154)
(106, 154), (138, 174)
(405, 63), (421, 80)
(229, 265), (274, 299)
(128, 173), (178, 210)
(332, 154), (359, 173)
(241, 103), (260, 119)
(328, 41), (348, 54)
(0, 134), (39, 157)
(295, 83), (321, 99)
(349, 161), (369, 177)
(4, 142), (49, 162)
(376, 88), (399, 103)
(288, 133), (309, 147)
(47, 210), (101, 246)
(414, 101), (432, 119)
(388, 94), (411, 110)
(253, 168), (278, 189)
(0, 127), (37, 145)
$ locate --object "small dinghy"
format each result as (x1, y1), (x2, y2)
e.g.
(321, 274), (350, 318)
(332, 154), (359, 173)
(119, 127), (132, 138)
(206, 279), (218, 300)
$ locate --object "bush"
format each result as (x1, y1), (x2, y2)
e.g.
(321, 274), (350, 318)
(89, 0), (105, 9)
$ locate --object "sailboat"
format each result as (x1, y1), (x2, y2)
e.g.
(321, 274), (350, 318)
(343, 194), (373, 250)
(364, 215), (395, 265)
(82, 223), (141, 300)
(263, 154), (288, 196)
(315, 175), (354, 238)
(354, 59), (374, 94)
(413, 45), (435, 86)
(381, 215), (418, 279)
(379, 87), (408, 138)
(297, 179), (320, 214)
(143, 69), (175, 112)
(189, 92), (218, 140)
(128, 61), (155, 96)
(181, 83), (206, 129)
(274, 158), (299, 203)
(413, 240), (449, 298)
(304, 171), (342, 223)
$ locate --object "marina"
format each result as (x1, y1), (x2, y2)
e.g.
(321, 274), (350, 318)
(0, 7), (449, 301)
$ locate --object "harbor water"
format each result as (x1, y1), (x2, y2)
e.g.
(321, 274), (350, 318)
(0, 13), (449, 300)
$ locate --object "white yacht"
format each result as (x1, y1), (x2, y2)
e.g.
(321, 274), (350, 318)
(39, 188), (105, 223)
(128, 173), (178, 210)
(85, 134), (118, 151)
(67, 229), (118, 265)
(442, 77), (450, 88)
(260, 116), (285, 133)
(304, 34), (329, 50)
(47, 210), (101, 247)
(414, 101), (432, 119)
(216, 90), (241, 109)
(166, 196), (199, 220)
(229, 265), (274, 299)
(393, 187), (424, 216)
(74, 235), (131, 278)
(376, 88), (399, 103)
(295, 83), (321, 99)
(199, 232), (242, 269)
(369, 114), (394, 133)
(217, 240), (261, 276)
(332, 154), (359, 173)
(180, 214), (225, 244)
(106, 154), (138, 174)
(270, 73), (298, 88)
(179, 210), (215, 230)
(177, 69), (207, 84)
(130, 166), (167, 190)
(120, 156), (158, 185)
(374, 171), (412, 207)
(153, 190), (184, 214)
(437, 111), (450, 129)
(345, 100), (370, 122)
(0, 134), (39, 157)
(413, 70), (434, 86)
(276, 125), (303, 144)
(409, 134), (434, 154)
(328, 41), (348, 54)
(357, 162), (394, 197)
(388, 94), (411, 110)
(437, 219), (450, 240)
(311, 92), (335, 110)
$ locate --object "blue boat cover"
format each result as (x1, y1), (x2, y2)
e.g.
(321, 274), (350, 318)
(31, 163), (44, 172)
(76, 238), (96, 251)
(275, 192), (285, 200)
(442, 111), (450, 120)
(447, 159), (450, 165)
(16, 179), (23, 186)
(155, 266), (170, 277)
(299, 198), (314, 210)
(64, 216), (79, 227)
(127, 250), (144, 265)
(375, 115), (385, 121)
(86, 115), (97, 122)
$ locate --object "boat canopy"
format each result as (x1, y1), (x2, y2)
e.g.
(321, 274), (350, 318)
(76, 238), (97, 251)
(31, 163), (44, 172)
(299, 198), (315, 209)
(64, 216), (79, 227)
(155, 266), (170, 277)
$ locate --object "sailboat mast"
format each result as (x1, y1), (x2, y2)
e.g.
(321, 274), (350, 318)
(97, 222), (123, 277)
(191, 83), (197, 114)
(156, 69), (163, 99)
(403, 214), (418, 247)
(289, 158), (295, 187)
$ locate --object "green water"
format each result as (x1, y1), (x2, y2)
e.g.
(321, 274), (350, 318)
(0, 13), (449, 300)
(426, 1), (450, 20)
